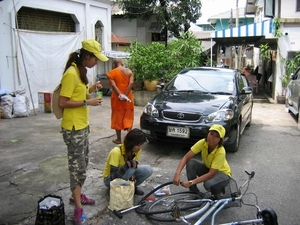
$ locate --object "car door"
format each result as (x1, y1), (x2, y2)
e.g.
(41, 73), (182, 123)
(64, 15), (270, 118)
(238, 73), (252, 129)
(289, 69), (300, 111)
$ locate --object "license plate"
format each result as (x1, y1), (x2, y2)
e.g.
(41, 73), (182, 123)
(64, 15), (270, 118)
(167, 126), (190, 138)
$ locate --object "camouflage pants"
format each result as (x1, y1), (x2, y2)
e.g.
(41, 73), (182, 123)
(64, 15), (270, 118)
(61, 126), (90, 192)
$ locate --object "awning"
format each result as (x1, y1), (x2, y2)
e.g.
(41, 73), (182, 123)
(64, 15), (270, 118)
(201, 40), (216, 51)
(111, 33), (131, 45)
(148, 22), (163, 33)
(210, 19), (276, 46)
(103, 50), (130, 59)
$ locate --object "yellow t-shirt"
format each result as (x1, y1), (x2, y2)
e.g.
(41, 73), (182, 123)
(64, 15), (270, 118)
(103, 144), (141, 178)
(191, 139), (231, 177)
(60, 63), (89, 130)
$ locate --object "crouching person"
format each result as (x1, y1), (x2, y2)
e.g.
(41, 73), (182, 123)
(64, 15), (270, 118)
(103, 128), (153, 195)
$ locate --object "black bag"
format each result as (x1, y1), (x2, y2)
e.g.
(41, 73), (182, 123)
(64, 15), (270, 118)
(35, 194), (65, 225)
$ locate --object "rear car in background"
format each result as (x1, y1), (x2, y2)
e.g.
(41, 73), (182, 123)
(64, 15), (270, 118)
(285, 67), (300, 119)
(140, 67), (253, 152)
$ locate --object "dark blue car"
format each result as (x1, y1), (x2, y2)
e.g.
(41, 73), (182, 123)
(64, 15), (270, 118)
(140, 67), (253, 152)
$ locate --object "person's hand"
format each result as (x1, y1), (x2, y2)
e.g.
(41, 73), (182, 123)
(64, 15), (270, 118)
(126, 160), (138, 168)
(87, 98), (102, 106)
(95, 81), (102, 91)
(118, 94), (131, 102)
(180, 180), (190, 188)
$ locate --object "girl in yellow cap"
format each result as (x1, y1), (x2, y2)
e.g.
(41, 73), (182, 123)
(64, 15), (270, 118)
(173, 124), (231, 197)
(59, 39), (108, 224)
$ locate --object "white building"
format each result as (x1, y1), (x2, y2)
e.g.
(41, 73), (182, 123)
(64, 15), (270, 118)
(0, 0), (112, 109)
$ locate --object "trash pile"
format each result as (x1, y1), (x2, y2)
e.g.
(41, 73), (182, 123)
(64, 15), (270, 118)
(0, 86), (30, 119)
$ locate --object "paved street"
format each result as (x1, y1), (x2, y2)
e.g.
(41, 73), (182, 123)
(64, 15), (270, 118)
(0, 94), (299, 225)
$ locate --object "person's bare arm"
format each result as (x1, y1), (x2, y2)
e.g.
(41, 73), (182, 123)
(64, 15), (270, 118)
(124, 69), (134, 96)
(173, 150), (195, 185)
(58, 96), (102, 108)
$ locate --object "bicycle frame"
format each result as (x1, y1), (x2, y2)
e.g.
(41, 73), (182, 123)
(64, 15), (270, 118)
(136, 171), (278, 225)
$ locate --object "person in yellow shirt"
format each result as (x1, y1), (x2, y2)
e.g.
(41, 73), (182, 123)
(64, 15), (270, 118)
(173, 124), (231, 197)
(59, 39), (108, 224)
(103, 128), (153, 195)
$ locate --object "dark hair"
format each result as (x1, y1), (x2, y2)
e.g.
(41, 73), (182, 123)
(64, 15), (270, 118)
(205, 130), (224, 148)
(63, 48), (96, 84)
(123, 128), (147, 153)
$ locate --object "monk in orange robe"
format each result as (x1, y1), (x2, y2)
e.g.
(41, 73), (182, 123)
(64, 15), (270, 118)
(106, 59), (134, 144)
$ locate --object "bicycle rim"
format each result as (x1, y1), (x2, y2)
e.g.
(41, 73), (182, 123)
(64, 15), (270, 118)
(146, 192), (208, 222)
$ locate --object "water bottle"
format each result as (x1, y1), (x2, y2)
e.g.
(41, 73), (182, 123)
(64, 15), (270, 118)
(81, 214), (88, 225)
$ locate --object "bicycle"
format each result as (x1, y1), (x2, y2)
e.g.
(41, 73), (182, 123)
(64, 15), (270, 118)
(136, 171), (278, 225)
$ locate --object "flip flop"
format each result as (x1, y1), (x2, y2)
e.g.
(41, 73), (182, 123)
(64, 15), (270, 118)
(112, 139), (122, 144)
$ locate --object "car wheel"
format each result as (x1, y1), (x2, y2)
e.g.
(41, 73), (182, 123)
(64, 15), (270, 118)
(147, 137), (157, 143)
(226, 120), (241, 152)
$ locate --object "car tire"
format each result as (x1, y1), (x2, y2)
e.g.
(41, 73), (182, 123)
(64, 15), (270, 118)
(147, 137), (157, 143)
(226, 120), (241, 152)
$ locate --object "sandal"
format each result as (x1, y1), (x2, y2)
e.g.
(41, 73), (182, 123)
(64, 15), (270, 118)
(112, 139), (122, 144)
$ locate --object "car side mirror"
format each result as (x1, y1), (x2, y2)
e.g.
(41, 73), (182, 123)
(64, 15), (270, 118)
(240, 87), (252, 95)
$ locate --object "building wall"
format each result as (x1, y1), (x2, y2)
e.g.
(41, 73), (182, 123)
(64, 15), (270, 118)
(0, 0), (111, 109)
(280, 0), (300, 18)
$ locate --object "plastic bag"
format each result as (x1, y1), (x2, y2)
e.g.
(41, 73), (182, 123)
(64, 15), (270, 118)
(108, 178), (134, 211)
(154, 185), (171, 196)
(12, 95), (30, 117)
(0, 94), (13, 119)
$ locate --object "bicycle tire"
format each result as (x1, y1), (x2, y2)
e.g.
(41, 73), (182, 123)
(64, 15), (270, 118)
(261, 208), (278, 225)
(146, 192), (209, 222)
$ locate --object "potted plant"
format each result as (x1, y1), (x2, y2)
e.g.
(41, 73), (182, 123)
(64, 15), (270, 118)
(277, 52), (300, 103)
(128, 41), (169, 91)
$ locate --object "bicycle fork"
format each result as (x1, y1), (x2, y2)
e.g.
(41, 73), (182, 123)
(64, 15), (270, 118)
(194, 199), (232, 225)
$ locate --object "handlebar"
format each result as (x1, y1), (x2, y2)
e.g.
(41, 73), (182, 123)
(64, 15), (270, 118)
(245, 170), (255, 179)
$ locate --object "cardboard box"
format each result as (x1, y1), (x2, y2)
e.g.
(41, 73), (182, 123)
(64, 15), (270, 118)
(44, 92), (52, 104)
(38, 103), (45, 113)
(38, 92), (45, 103)
(44, 102), (52, 113)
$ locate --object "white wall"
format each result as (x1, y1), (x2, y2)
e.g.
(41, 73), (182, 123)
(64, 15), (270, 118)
(0, 0), (111, 109)
(281, 0), (300, 18)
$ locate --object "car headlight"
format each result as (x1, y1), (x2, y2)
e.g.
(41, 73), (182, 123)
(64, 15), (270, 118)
(143, 103), (159, 117)
(205, 109), (233, 122)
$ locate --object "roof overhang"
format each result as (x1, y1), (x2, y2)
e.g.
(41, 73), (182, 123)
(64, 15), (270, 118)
(211, 19), (277, 46)
(111, 33), (131, 45)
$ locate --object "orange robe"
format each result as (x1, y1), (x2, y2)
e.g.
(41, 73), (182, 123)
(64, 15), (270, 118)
(107, 68), (134, 130)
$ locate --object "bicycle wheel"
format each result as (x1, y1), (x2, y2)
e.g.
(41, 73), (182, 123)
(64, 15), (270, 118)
(261, 208), (278, 225)
(146, 192), (209, 222)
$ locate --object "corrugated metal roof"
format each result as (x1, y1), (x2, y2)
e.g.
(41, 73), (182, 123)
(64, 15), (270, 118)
(111, 33), (131, 44)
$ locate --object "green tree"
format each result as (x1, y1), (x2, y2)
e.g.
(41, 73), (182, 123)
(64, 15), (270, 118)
(115, 0), (202, 42)
(127, 32), (206, 82)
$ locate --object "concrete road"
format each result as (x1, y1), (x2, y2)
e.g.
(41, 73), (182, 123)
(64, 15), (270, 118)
(0, 95), (299, 225)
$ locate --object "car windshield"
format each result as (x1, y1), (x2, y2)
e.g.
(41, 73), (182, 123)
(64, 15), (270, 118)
(166, 70), (234, 94)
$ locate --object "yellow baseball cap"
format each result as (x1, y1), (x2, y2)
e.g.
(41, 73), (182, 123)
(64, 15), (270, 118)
(81, 39), (108, 62)
(209, 124), (226, 138)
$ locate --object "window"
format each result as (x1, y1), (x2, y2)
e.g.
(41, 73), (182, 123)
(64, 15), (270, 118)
(297, 0), (300, 11)
(152, 30), (166, 42)
(264, 0), (274, 17)
(17, 7), (75, 32)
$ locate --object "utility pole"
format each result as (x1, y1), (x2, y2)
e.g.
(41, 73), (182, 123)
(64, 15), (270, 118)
(235, 0), (239, 69)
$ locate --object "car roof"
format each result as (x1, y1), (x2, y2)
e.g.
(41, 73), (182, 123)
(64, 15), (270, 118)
(179, 67), (237, 74)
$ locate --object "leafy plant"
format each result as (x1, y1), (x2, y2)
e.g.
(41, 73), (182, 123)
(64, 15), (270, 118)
(280, 52), (300, 87)
(273, 18), (282, 38)
(127, 32), (206, 83)
(127, 41), (170, 81)
(259, 43), (271, 61)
